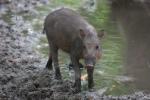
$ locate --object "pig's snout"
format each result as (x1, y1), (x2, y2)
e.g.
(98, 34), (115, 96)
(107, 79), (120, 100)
(85, 57), (96, 69)
(86, 64), (94, 67)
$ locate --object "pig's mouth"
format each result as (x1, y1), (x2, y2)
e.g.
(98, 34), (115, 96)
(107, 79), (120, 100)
(85, 64), (94, 69)
(84, 59), (95, 69)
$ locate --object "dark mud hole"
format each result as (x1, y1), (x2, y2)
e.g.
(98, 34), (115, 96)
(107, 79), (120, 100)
(1, 0), (150, 100)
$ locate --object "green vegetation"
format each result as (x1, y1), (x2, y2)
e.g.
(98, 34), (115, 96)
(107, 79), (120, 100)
(52, 0), (81, 8)
(2, 11), (13, 24)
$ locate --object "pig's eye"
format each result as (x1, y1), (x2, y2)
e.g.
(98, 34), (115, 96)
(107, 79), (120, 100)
(95, 45), (99, 50)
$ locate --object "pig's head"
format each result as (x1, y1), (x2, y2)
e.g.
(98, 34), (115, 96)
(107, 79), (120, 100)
(79, 26), (104, 69)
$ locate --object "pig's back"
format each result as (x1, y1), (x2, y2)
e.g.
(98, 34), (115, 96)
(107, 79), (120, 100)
(44, 8), (88, 52)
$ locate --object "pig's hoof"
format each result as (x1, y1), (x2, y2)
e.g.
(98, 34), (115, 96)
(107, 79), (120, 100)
(46, 67), (53, 70)
(72, 88), (81, 94)
(46, 65), (53, 70)
(89, 88), (95, 92)
(79, 63), (84, 69)
(55, 75), (62, 80)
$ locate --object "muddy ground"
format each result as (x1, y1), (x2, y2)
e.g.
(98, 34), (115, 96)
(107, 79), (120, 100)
(0, 0), (150, 100)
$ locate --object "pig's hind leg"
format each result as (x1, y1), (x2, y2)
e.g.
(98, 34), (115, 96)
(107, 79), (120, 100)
(45, 42), (53, 70)
(51, 44), (62, 80)
(46, 54), (53, 70)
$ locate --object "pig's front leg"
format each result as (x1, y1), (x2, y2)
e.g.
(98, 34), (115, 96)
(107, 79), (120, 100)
(71, 56), (81, 93)
(87, 68), (94, 90)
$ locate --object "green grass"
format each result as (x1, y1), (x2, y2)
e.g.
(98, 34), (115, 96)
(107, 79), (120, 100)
(2, 12), (13, 24)
(52, 0), (81, 8)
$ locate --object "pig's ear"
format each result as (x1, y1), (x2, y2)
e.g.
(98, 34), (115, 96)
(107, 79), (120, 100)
(98, 29), (105, 38)
(79, 29), (85, 38)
